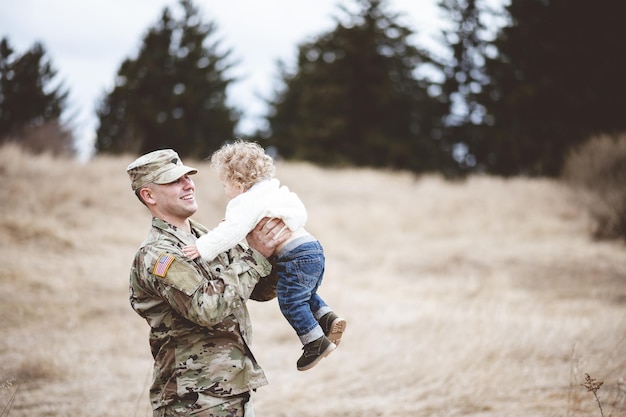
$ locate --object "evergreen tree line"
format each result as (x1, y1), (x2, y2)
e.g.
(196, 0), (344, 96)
(0, 38), (73, 155)
(1, 0), (624, 176)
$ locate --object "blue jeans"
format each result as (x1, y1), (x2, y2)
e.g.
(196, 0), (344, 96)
(275, 237), (331, 345)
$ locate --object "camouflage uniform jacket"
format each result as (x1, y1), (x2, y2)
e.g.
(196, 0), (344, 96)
(129, 217), (272, 411)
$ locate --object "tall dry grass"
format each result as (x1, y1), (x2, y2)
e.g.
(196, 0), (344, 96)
(0, 143), (624, 417)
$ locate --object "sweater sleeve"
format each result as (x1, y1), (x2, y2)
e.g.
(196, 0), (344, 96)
(195, 197), (261, 261)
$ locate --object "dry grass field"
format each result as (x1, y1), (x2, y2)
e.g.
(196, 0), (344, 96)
(0, 143), (624, 417)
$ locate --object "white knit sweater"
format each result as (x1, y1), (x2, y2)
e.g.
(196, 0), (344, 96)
(195, 178), (308, 261)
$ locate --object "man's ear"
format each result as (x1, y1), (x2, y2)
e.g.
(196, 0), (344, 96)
(139, 187), (156, 205)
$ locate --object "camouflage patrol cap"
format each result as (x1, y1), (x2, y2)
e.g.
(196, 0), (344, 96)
(126, 149), (198, 191)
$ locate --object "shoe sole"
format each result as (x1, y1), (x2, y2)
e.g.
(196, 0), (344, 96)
(297, 342), (336, 372)
(327, 318), (347, 346)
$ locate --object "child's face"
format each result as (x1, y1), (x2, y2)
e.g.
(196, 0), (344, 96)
(221, 177), (244, 200)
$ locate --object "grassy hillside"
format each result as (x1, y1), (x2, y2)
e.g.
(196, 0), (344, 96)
(0, 144), (624, 416)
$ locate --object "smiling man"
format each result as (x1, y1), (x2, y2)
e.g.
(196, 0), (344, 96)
(126, 149), (289, 417)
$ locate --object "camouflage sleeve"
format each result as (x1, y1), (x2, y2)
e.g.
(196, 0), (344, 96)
(250, 256), (278, 301)
(221, 244), (273, 301)
(134, 244), (272, 328)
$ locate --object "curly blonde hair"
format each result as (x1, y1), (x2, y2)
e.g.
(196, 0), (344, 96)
(210, 140), (275, 191)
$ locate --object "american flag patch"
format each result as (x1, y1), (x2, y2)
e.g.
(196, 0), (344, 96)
(154, 254), (175, 277)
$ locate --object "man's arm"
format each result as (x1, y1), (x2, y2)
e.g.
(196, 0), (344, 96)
(131, 247), (266, 327)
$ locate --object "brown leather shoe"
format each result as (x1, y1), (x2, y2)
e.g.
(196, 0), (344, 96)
(296, 336), (336, 371)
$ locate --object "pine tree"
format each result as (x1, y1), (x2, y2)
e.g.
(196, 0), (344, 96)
(0, 37), (72, 153)
(95, 0), (238, 158)
(265, 0), (448, 172)
(434, 0), (495, 175)
(476, 0), (626, 176)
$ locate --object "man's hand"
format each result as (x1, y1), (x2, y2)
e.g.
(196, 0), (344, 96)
(247, 217), (291, 258)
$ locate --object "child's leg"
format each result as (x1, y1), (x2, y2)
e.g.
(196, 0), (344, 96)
(276, 243), (326, 345)
(277, 279), (324, 345)
(309, 294), (331, 320)
(276, 239), (337, 371)
(306, 271), (347, 346)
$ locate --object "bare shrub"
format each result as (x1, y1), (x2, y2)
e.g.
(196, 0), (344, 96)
(561, 133), (626, 240)
(581, 373), (605, 417)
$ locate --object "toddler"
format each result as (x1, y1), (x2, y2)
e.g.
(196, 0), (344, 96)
(183, 140), (346, 371)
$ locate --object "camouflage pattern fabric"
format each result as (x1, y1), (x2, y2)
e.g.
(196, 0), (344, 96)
(130, 217), (275, 412)
(154, 392), (252, 417)
(249, 257), (278, 301)
(126, 149), (197, 191)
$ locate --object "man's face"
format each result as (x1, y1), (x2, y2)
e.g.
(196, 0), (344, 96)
(148, 174), (198, 221)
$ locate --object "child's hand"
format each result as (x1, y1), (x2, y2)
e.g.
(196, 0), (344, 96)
(182, 245), (200, 260)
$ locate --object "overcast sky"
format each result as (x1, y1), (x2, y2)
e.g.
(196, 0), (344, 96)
(0, 0), (502, 157)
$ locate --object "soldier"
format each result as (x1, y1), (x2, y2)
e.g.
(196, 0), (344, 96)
(126, 149), (289, 417)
